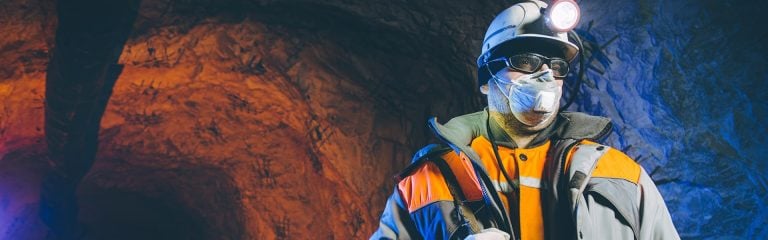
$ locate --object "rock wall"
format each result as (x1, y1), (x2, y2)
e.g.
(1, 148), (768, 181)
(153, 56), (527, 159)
(1, 0), (481, 238)
(0, 0), (765, 239)
(573, 0), (768, 238)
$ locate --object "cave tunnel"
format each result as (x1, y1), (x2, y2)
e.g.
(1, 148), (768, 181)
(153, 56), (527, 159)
(0, 0), (766, 239)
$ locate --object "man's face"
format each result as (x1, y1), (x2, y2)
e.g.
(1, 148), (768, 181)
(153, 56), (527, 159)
(484, 62), (565, 133)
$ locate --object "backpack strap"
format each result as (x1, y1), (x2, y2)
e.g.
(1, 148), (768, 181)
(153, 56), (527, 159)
(394, 144), (486, 239)
(431, 156), (483, 239)
(567, 143), (609, 240)
(568, 143), (609, 201)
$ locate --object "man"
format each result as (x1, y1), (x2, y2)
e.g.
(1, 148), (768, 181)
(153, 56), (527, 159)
(371, 1), (679, 239)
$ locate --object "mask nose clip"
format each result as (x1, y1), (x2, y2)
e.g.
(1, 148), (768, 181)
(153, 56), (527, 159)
(532, 69), (555, 82)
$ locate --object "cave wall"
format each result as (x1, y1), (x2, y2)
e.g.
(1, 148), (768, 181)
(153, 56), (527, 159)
(0, 0), (766, 239)
(1, 0), (483, 238)
(0, 1), (53, 238)
(572, 0), (768, 238)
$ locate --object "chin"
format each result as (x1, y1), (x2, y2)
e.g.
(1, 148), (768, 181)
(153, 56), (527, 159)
(522, 112), (552, 123)
(519, 112), (556, 130)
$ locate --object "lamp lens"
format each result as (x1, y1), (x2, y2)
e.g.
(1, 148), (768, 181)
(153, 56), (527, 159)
(550, 1), (579, 30)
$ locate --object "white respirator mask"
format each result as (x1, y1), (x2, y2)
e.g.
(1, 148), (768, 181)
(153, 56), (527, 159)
(493, 69), (562, 127)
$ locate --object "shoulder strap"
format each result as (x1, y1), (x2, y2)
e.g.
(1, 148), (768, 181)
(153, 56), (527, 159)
(570, 144), (642, 239)
(568, 143), (609, 208)
(394, 144), (452, 182)
(431, 157), (483, 239)
(569, 143), (633, 240)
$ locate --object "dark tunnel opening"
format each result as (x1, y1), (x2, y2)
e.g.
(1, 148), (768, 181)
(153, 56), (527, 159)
(77, 189), (205, 240)
(76, 157), (246, 239)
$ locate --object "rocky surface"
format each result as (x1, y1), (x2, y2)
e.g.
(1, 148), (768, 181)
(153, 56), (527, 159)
(0, 0), (765, 239)
(573, 1), (768, 238)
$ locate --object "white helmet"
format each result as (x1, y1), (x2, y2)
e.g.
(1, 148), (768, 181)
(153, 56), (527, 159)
(477, 0), (581, 85)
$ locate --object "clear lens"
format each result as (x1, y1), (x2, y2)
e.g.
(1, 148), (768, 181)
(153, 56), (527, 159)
(505, 54), (569, 77)
(508, 55), (542, 73)
(550, 59), (569, 77)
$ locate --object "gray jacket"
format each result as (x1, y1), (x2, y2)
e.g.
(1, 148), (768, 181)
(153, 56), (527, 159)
(371, 110), (679, 239)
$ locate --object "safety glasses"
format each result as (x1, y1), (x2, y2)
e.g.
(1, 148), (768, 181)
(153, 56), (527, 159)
(488, 53), (570, 78)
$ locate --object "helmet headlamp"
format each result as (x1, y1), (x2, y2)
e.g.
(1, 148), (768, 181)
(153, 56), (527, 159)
(547, 0), (580, 32)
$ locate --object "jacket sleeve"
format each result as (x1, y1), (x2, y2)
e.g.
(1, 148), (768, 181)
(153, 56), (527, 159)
(371, 189), (467, 240)
(637, 168), (680, 240)
(371, 144), (471, 240)
(370, 190), (419, 240)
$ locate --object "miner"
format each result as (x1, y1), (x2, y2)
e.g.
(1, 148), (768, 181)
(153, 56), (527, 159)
(370, 1), (679, 239)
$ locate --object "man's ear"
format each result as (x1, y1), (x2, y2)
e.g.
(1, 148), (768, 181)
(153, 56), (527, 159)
(480, 84), (490, 95)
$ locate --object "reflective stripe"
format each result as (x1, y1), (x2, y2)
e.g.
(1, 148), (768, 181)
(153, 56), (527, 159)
(491, 176), (542, 191)
(491, 180), (518, 193)
(519, 176), (541, 189)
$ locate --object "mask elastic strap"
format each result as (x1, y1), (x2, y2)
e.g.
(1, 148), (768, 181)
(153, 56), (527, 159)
(484, 62), (514, 98)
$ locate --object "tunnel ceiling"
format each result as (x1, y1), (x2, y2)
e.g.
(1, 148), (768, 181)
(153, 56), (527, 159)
(1, 0), (766, 239)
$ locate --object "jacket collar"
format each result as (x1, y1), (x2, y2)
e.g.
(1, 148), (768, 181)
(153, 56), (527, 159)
(428, 108), (612, 153)
(426, 109), (612, 235)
